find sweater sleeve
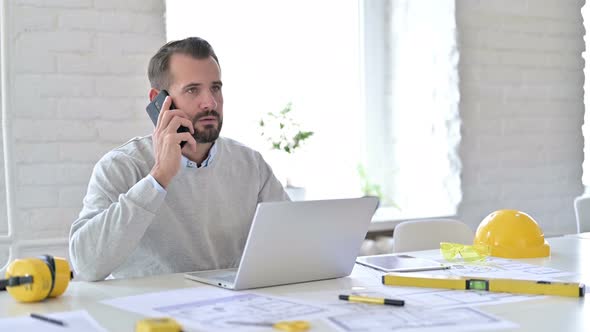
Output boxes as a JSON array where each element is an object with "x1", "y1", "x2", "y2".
[{"x1": 69, "y1": 152, "x2": 166, "y2": 281}]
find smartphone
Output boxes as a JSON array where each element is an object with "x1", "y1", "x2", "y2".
[{"x1": 146, "y1": 90, "x2": 190, "y2": 148}]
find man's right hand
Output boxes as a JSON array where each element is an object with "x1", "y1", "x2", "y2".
[{"x1": 150, "y1": 96, "x2": 197, "y2": 188}]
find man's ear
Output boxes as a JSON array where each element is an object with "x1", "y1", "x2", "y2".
[{"x1": 148, "y1": 88, "x2": 160, "y2": 102}]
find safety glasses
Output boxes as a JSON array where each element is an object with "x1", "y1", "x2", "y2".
[{"x1": 440, "y1": 242, "x2": 491, "y2": 262}]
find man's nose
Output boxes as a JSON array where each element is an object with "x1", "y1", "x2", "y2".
[{"x1": 200, "y1": 91, "x2": 217, "y2": 110}]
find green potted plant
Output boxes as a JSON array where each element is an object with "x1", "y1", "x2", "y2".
[
  {"x1": 357, "y1": 163, "x2": 398, "y2": 209},
  {"x1": 259, "y1": 102, "x2": 313, "y2": 200}
]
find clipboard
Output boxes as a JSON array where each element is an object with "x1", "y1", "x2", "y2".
[{"x1": 356, "y1": 254, "x2": 450, "y2": 273}]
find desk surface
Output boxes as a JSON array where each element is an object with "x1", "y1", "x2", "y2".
[
  {"x1": 567, "y1": 232, "x2": 590, "y2": 240},
  {"x1": 1, "y1": 236, "x2": 589, "y2": 331}
]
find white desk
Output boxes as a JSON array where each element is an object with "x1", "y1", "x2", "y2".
[
  {"x1": 1, "y1": 236, "x2": 589, "y2": 331},
  {"x1": 566, "y1": 232, "x2": 590, "y2": 240}
]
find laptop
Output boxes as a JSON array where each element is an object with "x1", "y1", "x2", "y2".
[{"x1": 184, "y1": 197, "x2": 379, "y2": 290}]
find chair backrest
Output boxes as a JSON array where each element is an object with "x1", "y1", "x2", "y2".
[
  {"x1": 574, "y1": 196, "x2": 590, "y2": 233},
  {"x1": 392, "y1": 218, "x2": 474, "y2": 253}
]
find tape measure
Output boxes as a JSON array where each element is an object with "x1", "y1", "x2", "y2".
[
  {"x1": 0, "y1": 255, "x2": 73, "y2": 303},
  {"x1": 136, "y1": 318, "x2": 183, "y2": 332}
]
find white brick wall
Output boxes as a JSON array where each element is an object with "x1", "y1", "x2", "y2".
[
  {"x1": 2, "y1": 0, "x2": 165, "y2": 261},
  {"x1": 456, "y1": 0, "x2": 585, "y2": 235}
]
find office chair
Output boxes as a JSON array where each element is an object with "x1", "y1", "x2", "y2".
[
  {"x1": 574, "y1": 196, "x2": 590, "y2": 233},
  {"x1": 392, "y1": 218, "x2": 474, "y2": 253}
]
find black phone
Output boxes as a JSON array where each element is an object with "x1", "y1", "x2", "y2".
[{"x1": 146, "y1": 90, "x2": 190, "y2": 148}]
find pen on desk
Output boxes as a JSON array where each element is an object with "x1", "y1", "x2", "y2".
[
  {"x1": 338, "y1": 294, "x2": 405, "y2": 306},
  {"x1": 30, "y1": 313, "x2": 67, "y2": 327}
]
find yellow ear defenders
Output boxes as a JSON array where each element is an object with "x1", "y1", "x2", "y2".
[{"x1": 0, "y1": 255, "x2": 73, "y2": 303}]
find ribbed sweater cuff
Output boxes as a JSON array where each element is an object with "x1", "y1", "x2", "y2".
[{"x1": 127, "y1": 176, "x2": 166, "y2": 214}]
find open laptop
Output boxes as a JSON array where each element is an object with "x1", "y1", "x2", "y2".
[{"x1": 184, "y1": 197, "x2": 379, "y2": 290}]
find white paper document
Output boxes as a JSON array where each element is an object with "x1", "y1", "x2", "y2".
[
  {"x1": 353, "y1": 256, "x2": 577, "y2": 288},
  {"x1": 439, "y1": 257, "x2": 576, "y2": 280},
  {"x1": 0, "y1": 310, "x2": 106, "y2": 332},
  {"x1": 326, "y1": 306, "x2": 517, "y2": 332},
  {"x1": 102, "y1": 287, "x2": 341, "y2": 331},
  {"x1": 102, "y1": 259, "x2": 577, "y2": 332},
  {"x1": 289, "y1": 287, "x2": 519, "y2": 332},
  {"x1": 349, "y1": 262, "x2": 544, "y2": 309}
]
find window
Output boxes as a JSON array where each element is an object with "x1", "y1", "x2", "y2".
[
  {"x1": 362, "y1": 0, "x2": 460, "y2": 219},
  {"x1": 167, "y1": 0, "x2": 460, "y2": 220},
  {"x1": 167, "y1": 0, "x2": 363, "y2": 200}
]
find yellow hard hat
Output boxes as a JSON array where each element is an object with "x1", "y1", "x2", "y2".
[{"x1": 473, "y1": 209, "x2": 550, "y2": 258}]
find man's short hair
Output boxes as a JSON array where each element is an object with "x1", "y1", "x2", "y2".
[{"x1": 148, "y1": 37, "x2": 220, "y2": 90}]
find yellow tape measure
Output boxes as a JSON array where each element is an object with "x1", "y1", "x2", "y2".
[{"x1": 135, "y1": 318, "x2": 183, "y2": 332}]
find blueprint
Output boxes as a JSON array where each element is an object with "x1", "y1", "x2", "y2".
[
  {"x1": 291, "y1": 284, "x2": 526, "y2": 332},
  {"x1": 352, "y1": 256, "x2": 577, "y2": 285},
  {"x1": 104, "y1": 286, "x2": 517, "y2": 332},
  {"x1": 103, "y1": 288, "x2": 340, "y2": 331},
  {"x1": 154, "y1": 293, "x2": 328, "y2": 330},
  {"x1": 326, "y1": 306, "x2": 516, "y2": 332},
  {"x1": 441, "y1": 256, "x2": 576, "y2": 280},
  {"x1": 102, "y1": 259, "x2": 577, "y2": 331},
  {"x1": 347, "y1": 261, "x2": 548, "y2": 309}
]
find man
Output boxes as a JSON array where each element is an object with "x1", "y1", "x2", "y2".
[{"x1": 69, "y1": 37, "x2": 288, "y2": 281}]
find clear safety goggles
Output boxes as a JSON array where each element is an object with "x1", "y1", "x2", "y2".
[{"x1": 440, "y1": 242, "x2": 491, "y2": 262}]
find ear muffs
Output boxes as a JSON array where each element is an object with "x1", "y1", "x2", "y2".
[{"x1": 0, "y1": 255, "x2": 73, "y2": 303}]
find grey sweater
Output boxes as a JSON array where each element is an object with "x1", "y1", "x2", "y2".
[{"x1": 69, "y1": 136, "x2": 288, "y2": 281}]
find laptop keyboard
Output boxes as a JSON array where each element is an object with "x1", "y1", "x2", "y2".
[{"x1": 215, "y1": 272, "x2": 237, "y2": 283}]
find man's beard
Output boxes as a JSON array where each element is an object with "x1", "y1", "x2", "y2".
[{"x1": 193, "y1": 110, "x2": 222, "y2": 143}]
